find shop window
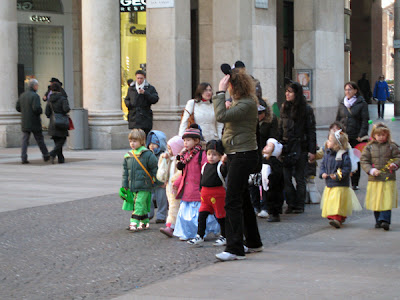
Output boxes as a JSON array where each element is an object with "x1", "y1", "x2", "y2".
[
  {"x1": 18, "y1": 24, "x2": 64, "y2": 127},
  {"x1": 120, "y1": 11, "x2": 147, "y2": 119},
  {"x1": 17, "y1": 0, "x2": 64, "y2": 14}
]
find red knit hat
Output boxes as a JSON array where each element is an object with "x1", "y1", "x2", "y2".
[{"x1": 182, "y1": 124, "x2": 201, "y2": 140}]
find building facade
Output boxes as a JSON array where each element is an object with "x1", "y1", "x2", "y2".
[{"x1": 0, "y1": 0, "x2": 385, "y2": 149}]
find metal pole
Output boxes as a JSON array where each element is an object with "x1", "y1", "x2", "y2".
[{"x1": 395, "y1": 0, "x2": 400, "y2": 116}]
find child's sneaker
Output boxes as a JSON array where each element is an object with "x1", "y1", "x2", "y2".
[
  {"x1": 213, "y1": 236, "x2": 226, "y2": 246},
  {"x1": 139, "y1": 222, "x2": 150, "y2": 230},
  {"x1": 257, "y1": 210, "x2": 269, "y2": 218},
  {"x1": 129, "y1": 223, "x2": 138, "y2": 232},
  {"x1": 187, "y1": 234, "x2": 204, "y2": 245}
]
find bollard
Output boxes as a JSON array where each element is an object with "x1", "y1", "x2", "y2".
[{"x1": 67, "y1": 108, "x2": 89, "y2": 150}]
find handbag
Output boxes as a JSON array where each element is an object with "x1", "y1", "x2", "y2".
[
  {"x1": 50, "y1": 102, "x2": 69, "y2": 130},
  {"x1": 68, "y1": 117, "x2": 74, "y2": 130},
  {"x1": 180, "y1": 101, "x2": 195, "y2": 129}
]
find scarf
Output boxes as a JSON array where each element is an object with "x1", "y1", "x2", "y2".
[
  {"x1": 344, "y1": 96, "x2": 357, "y2": 108},
  {"x1": 135, "y1": 80, "x2": 146, "y2": 93},
  {"x1": 179, "y1": 144, "x2": 202, "y2": 165}
]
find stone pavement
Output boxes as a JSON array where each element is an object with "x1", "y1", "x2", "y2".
[
  {"x1": 0, "y1": 103, "x2": 400, "y2": 299},
  {"x1": 114, "y1": 209, "x2": 400, "y2": 300}
]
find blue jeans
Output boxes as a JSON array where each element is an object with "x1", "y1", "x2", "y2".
[
  {"x1": 149, "y1": 187, "x2": 168, "y2": 220},
  {"x1": 374, "y1": 210, "x2": 391, "y2": 224}
]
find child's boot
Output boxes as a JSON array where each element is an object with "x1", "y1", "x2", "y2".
[
  {"x1": 329, "y1": 219, "x2": 341, "y2": 229},
  {"x1": 160, "y1": 226, "x2": 174, "y2": 237},
  {"x1": 381, "y1": 221, "x2": 390, "y2": 231}
]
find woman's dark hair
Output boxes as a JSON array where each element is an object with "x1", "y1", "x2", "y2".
[
  {"x1": 194, "y1": 82, "x2": 212, "y2": 102},
  {"x1": 344, "y1": 81, "x2": 360, "y2": 97},
  {"x1": 281, "y1": 81, "x2": 306, "y2": 120},
  {"x1": 50, "y1": 82, "x2": 61, "y2": 92}
]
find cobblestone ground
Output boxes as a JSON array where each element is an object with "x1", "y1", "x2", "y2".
[
  {"x1": 1, "y1": 106, "x2": 397, "y2": 300},
  {"x1": 0, "y1": 187, "x2": 370, "y2": 300}
]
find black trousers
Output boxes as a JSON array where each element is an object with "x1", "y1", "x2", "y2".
[
  {"x1": 21, "y1": 131, "x2": 49, "y2": 162},
  {"x1": 349, "y1": 138, "x2": 361, "y2": 187},
  {"x1": 50, "y1": 136, "x2": 66, "y2": 162},
  {"x1": 198, "y1": 211, "x2": 225, "y2": 238},
  {"x1": 377, "y1": 101, "x2": 385, "y2": 118},
  {"x1": 264, "y1": 189, "x2": 284, "y2": 216},
  {"x1": 224, "y1": 150, "x2": 262, "y2": 256},
  {"x1": 282, "y1": 152, "x2": 307, "y2": 210}
]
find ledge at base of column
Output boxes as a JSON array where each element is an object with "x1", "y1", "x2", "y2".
[
  {"x1": 0, "y1": 124, "x2": 22, "y2": 147},
  {"x1": 88, "y1": 110, "x2": 129, "y2": 149}
]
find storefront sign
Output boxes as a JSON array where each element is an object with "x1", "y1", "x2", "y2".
[
  {"x1": 30, "y1": 15, "x2": 51, "y2": 23},
  {"x1": 296, "y1": 69, "x2": 313, "y2": 102},
  {"x1": 120, "y1": 0, "x2": 146, "y2": 12},
  {"x1": 17, "y1": 1, "x2": 33, "y2": 11},
  {"x1": 147, "y1": 0, "x2": 174, "y2": 8},
  {"x1": 129, "y1": 25, "x2": 146, "y2": 36},
  {"x1": 255, "y1": 0, "x2": 268, "y2": 9}
]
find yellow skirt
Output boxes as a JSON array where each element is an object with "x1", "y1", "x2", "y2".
[
  {"x1": 320, "y1": 186, "x2": 362, "y2": 218},
  {"x1": 365, "y1": 181, "x2": 398, "y2": 211}
]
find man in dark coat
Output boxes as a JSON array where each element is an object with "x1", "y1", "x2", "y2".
[
  {"x1": 357, "y1": 73, "x2": 372, "y2": 104},
  {"x1": 124, "y1": 70, "x2": 159, "y2": 135},
  {"x1": 16, "y1": 79, "x2": 50, "y2": 164},
  {"x1": 43, "y1": 77, "x2": 68, "y2": 102}
]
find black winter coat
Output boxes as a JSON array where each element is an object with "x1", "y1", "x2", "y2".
[
  {"x1": 45, "y1": 93, "x2": 70, "y2": 137},
  {"x1": 336, "y1": 96, "x2": 369, "y2": 140},
  {"x1": 16, "y1": 88, "x2": 43, "y2": 132},
  {"x1": 259, "y1": 114, "x2": 278, "y2": 150},
  {"x1": 279, "y1": 103, "x2": 316, "y2": 154},
  {"x1": 124, "y1": 82, "x2": 159, "y2": 130}
]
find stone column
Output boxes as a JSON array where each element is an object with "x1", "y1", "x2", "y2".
[
  {"x1": 211, "y1": 1, "x2": 277, "y2": 103},
  {"x1": 252, "y1": 1, "x2": 277, "y2": 105},
  {"x1": 212, "y1": 0, "x2": 253, "y2": 87},
  {"x1": 199, "y1": 0, "x2": 213, "y2": 83},
  {"x1": 81, "y1": 0, "x2": 127, "y2": 149},
  {"x1": 294, "y1": 0, "x2": 344, "y2": 125},
  {"x1": 0, "y1": 1, "x2": 20, "y2": 147},
  {"x1": 147, "y1": 0, "x2": 191, "y2": 139}
]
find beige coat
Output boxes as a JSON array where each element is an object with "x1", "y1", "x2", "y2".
[{"x1": 360, "y1": 141, "x2": 400, "y2": 182}]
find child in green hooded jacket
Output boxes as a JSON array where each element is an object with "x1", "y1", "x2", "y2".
[{"x1": 121, "y1": 129, "x2": 158, "y2": 231}]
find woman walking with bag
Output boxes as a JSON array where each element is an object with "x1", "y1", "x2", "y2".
[{"x1": 45, "y1": 82, "x2": 70, "y2": 164}]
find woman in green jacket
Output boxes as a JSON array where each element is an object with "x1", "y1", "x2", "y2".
[{"x1": 213, "y1": 67, "x2": 263, "y2": 261}]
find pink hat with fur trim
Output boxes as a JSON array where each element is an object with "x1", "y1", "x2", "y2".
[{"x1": 168, "y1": 135, "x2": 184, "y2": 156}]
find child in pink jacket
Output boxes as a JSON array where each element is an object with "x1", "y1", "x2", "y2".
[{"x1": 173, "y1": 124, "x2": 220, "y2": 240}]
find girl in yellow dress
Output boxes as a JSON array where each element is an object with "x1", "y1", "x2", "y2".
[
  {"x1": 360, "y1": 123, "x2": 400, "y2": 231},
  {"x1": 320, "y1": 130, "x2": 361, "y2": 228}
]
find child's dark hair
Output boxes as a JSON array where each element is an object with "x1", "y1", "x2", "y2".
[
  {"x1": 329, "y1": 121, "x2": 343, "y2": 131},
  {"x1": 206, "y1": 140, "x2": 224, "y2": 156}
]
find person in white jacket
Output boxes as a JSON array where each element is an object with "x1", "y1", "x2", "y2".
[{"x1": 179, "y1": 82, "x2": 223, "y2": 142}]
